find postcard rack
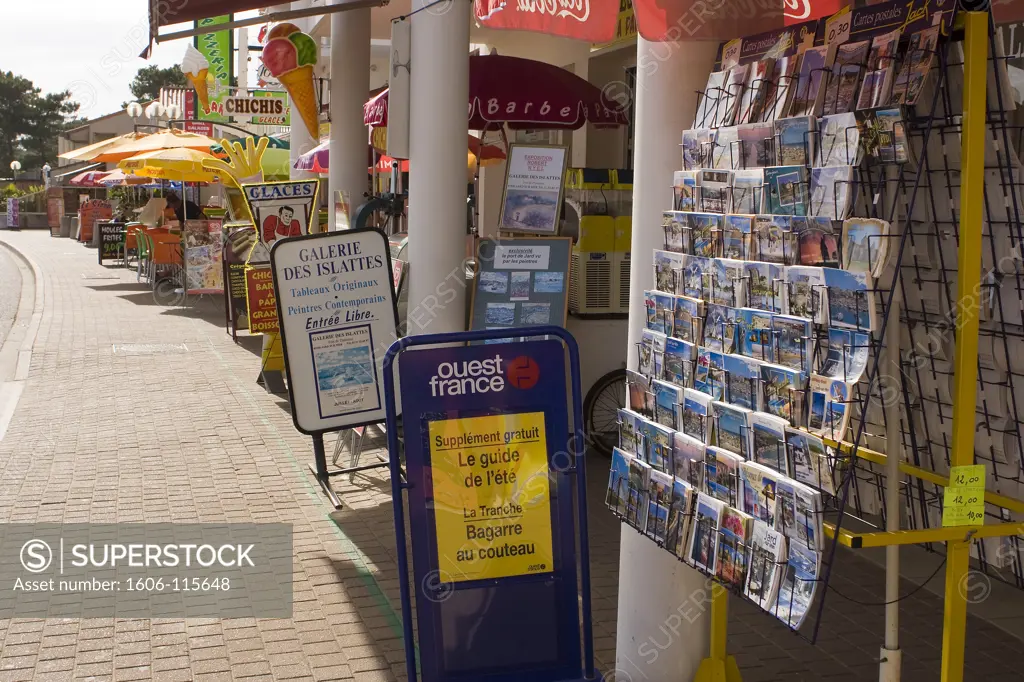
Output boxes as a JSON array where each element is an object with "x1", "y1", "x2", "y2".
[{"x1": 613, "y1": 8, "x2": 1024, "y2": 682}]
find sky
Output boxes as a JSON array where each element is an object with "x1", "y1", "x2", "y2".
[{"x1": 5, "y1": 1, "x2": 259, "y2": 120}]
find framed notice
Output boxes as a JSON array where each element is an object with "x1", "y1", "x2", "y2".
[
  {"x1": 270, "y1": 228, "x2": 399, "y2": 434},
  {"x1": 469, "y1": 237, "x2": 572, "y2": 335},
  {"x1": 498, "y1": 144, "x2": 569, "y2": 235}
]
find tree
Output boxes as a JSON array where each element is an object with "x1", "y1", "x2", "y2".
[
  {"x1": 128, "y1": 65, "x2": 188, "y2": 103},
  {"x1": 0, "y1": 71, "x2": 80, "y2": 170}
]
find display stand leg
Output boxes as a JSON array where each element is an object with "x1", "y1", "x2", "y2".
[
  {"x1": 258, "y1": 333, "x2": 287, "y2": 394},
  {"x1": 939, "y1": 11, "x2": 988, "y2": 682},
  {"x1": 309, "y1": 433, "x2": 342, "y2": 510},
  {"x1": 693, "y1": 586, "x2": 741, "y2": 682}
]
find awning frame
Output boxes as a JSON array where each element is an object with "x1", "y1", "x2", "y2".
[{"x1": 150, "y1": 0, "x2": 386, "y2": 44}]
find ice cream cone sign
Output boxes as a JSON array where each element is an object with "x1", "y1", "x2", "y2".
[
  {"x1": 261, "y1": 23, "x2": 319, "y2": 137},
  {"x1": 181, "y1": 44, "x2": 212, "y2": 114}
]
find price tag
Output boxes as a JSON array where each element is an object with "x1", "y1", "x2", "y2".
[
  {"x1": 721, "y1": 38, "x2": 742, "y2": 70},
  {"x1": 825, "y1": 6, "x2": 851, "y2": 46},
  {"x1": 942, "y1": 464, "x2": 986, "y2": 527}
]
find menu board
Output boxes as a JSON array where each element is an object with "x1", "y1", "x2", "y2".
[
  {"x1": 46, "y1": 189, "x2": 64, "y2": 236},
  {"x1": 224, "y1": 224, "x2": 256, "y2": 333},
  {"x1": 245, "y1": 266, "x2": 279, "y2": 334},
  {"x1": 469, "y1": 237, "x2": 572, "y2": 337},
  {"x1": 183, "y1": 220, "x2": 225, "y2": 294},
  {"x1": 78, "y1": 199, "x2": 112, "y2": 243},
  {"x1": 97, "y1": 222, "x2": 125, "y2": 263}
]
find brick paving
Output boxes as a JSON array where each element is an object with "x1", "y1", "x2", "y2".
[
  {"x1": 0, "y1": 247, "x2": 20, "y2": 347},
  {"x1": 0, "y1": 230, "x2": 1022, "y2": 681}
]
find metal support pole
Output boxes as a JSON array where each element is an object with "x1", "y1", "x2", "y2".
[
  {"x1": 309, "y1": 433, "x2": 342, "y2": 509},
  {"x1": 940, "y1": 11, "x2": 988, "y2": 682},
  {"x1": 881, "y1": 280, "x2": 903, "y2": 682}
]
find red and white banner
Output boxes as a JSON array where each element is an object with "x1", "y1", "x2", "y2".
[
  {"x1": 476, "y1": 0, "x2": 845, "y2": 43},
  {"x1": 475, "y1": 0, "x2": 620, "y2": 43}
]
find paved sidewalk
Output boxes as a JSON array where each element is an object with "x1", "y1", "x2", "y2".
[
  {"x1": 0, "y1": 231, "x2": 1023, "y2": 682},
  {"x1": 0, "y1": 248, "x2": 20, "y2": 347}
]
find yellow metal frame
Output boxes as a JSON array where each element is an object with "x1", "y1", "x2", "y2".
[{"x1": 692, "y1": 14, "x2": 1014, "y2": 682}]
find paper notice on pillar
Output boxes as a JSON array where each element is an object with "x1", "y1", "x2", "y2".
[
  {"x1": 270, "y1": 228, "x2": 399, "y2": 434},
  {"x1": 243, "y1": 179, "x2": 321, "y2": 248},
  {"x1": 498, "y1": 144, "x2": 568, "y2": 235}
]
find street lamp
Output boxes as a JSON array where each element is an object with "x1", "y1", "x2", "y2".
[
  {"x1": 42, "y1": 163, "x2": 51, "y2": 188},
  {"x1": 125, "y1": 102, "x2": 143, "y2": 119},
  {"x1": 9, "y1": 160, "x2": 21, "y2": 181},
  {"x1": 145, "y1": 102, "x2": 166, "y2": 121},
  {"x1": 165, "y1": 103, "x2": 182, "y2": 120}
]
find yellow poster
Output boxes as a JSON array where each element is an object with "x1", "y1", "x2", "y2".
[{"x1": 428, "y1": 412, "x2": 554, "y2": 583}]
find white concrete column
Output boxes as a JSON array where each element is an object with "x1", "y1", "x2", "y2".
[
  {"x1": 328, "y1": 5, "x2": 371, "y2": 228},
  {"x1": 615, "y1": 37, "x2": 719, "y2": 682},
  {"x1": 405, "y1": 0, "x2": 470, "y2": 335},
  {"x1": 289, "y1": 0, "x2": 316, "y2": 180}
]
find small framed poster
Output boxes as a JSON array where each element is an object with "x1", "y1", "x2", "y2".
[
  {"x1": 469, "y1": 236, "x2": 572, "y2": 337},
  {"x1": 498, "y1": 144, "x2": 569, "y2": 235}
]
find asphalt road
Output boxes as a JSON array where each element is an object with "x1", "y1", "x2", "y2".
[{"x1": 0, "y1": 248, "x2": 21, "y2": 348}]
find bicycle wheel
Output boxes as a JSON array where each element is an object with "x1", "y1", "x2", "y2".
[{"x1": 583, "y1": 368, "x2": 627, "y2": 458}]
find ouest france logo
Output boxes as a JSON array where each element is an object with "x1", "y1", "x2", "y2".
[{"x1": 428, "y1": 354, "x2": 541, "y2": 397}]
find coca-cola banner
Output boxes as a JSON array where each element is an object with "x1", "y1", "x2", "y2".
[{"x1": 475, "y1": 0, "x2": 845, "y2": 43}]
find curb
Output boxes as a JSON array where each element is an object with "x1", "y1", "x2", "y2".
[{"x1": 0, "y1": 237, "x2": 44, "y2": 442}]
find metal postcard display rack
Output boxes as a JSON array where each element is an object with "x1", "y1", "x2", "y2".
[{"x1": 611, "y1": 4, "x2": 1024, "y2": 682}]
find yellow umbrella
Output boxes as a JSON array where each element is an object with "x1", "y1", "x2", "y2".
[
  {"x1": 58, "y1": 132, "x2": 149, "y2": 162},
  {"x1": 112, "y1": 129, "x2": 219, "y2": 157},
  {"x1": 119, "y1": 148, "x2": 222, "y2": 183}
]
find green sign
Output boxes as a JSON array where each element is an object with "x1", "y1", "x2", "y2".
[{"x1": 195, "y1": 15, "x2": 234, "y2": 123}]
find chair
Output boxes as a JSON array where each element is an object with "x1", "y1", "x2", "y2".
[
  {"x1": 124, "y1": 225, "x2": 140, "y2": 270},
  {"x1": 149, "y1": 235, "x2": 183, "y2": 290},
  {"x1": 136, "y1": 232, "x2": 151, "y2": 283}
]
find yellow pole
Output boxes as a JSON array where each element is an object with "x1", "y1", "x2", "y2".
[
  {"x1": 941, "y1": 11, "x2": 988, "y2": 682},
  {"x1": 693, "y1": 584, "x2": 741, "y2": 682}
]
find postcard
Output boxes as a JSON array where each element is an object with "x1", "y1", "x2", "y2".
[
  {"x1": 662, "y1": 211, "x2": 689, "y2": 253},
  {"x1": 744, "y1": 260, "x2": 784, "y2": 312},
  {"x1": 751, "y1": 411, "x2": 790, "y2": 475},
  {"x1": 703, "y1": 304, "x2": 738, "y2": 354},
  {"x1": 718, "y1": 507, "x2": 753, "y2": 588},
  {"x1": 761, "y1": 362, "x2": 807, "y2": 427},
  {"x1": 823, "y1": 267, "x2": 874, "y2": 331},
  {"x1": 775, "y1": 541, "x2": 820, "y2": 630},
  {"x1": 712, "y1": 401, "x2": 752, "y2": 458},
  {"x1": 689, "y1": 493, "x2": 725, "y2": 573},
  {"x1": 654, "y1": 249, "x2": 685, "y2": 294},
  {"x1": 772, "y1": 314, "x2": 814, "y2": 374},
  {"x1": 667, "y1": 478, "x2": 694, "y2": 558},
  {"x1": 673, "y1": 430, "x2": 706, "y2": 489},
  {"x1": 765, "y1": 166, "x2": 808, "y2": 216},
  {"x1": 740, "y1": 461, "x2": 780, "y2": 527},
  {"x1": 682, "y1": 388, "x2": 713, "y2": 443},
  {"x1": 673, "y1": 170, "x2": 699, "y2": 212},
  {"x1": 673, "y1": 294, "x2": 704, "y2": 343},
  {"x1": 724, "y1": 352, "x2": 762, "y2": 410},
  {"x1": 746, "y1": 519, "x2": 788, "y2": 611},
  {"x1": 774, "y1": 115, "x2": 815, "y2": 167},
  {"x1": 816, "y1": 112, "x2": 860, "y2": 167},
  {"x1": 819, "y1": 327, "x2": 869, "y2": 383},
  {"x1": 795, "y1": 215, "x2": 841, "y2": 267},
  {"x1": 722, "y1": 214, "x2": 754, "y2": 260},
  {"x1": 784, "y1": 266, "x2": 827, "y2": 325},
  {"x1": 618, "y1": 408, "x2": 642, "y2": 456},
  {"x1": 607, "y1": 447, "x2": 633, "y2": 516}
]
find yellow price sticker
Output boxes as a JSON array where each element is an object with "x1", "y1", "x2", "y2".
[
  {"x1": 942, "y1": 464, "x2": 986, "y2": 527},
  {"x1": 428, "y1": 412, "x2": 554, "y2": 583},
  {"x1": 825, "y1": 6, "x2": 852, "y2": 46}
]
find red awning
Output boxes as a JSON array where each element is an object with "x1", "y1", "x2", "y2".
[
  {"x1": 364, "y1": 54, "x2": 628, "y2": 130},
  {"x1": 475, "y1": 0, "x2": 846, "y2": 43}
]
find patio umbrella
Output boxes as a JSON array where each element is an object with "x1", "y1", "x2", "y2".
[
  {"x1": 119, "y1": 148, "x2": 222, "y2": 183},
  {"x1": 69, "y1": 170, "x2": 112, "y2": 187},
  {"x1": 298, "y1": 134, "x2": 506, "y2": 173},
  {"x1": 363, "y1": 54, "x2": 629, "y2": 131},
  {"x1": 99, "y1": 169, "x2": 150, "y2": 187},
  {"x1": 111, "y1": 129, "x2": 220, "y2": 158},
  {"x1": 58, "y1": 132, "x2": 149, "y2": 163}
]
